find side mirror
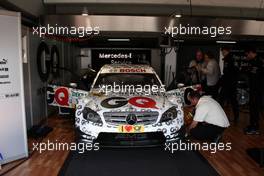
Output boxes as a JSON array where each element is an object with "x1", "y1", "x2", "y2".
[{"x1": 69, "y1": 82, "x2": 77, "y2": 88}]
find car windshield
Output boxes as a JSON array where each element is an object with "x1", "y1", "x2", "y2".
[{"x1": 93, "y1": 73, "x2": 161, "y2": 88}]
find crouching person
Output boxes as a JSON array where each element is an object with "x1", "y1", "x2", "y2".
[{"x1": 187, "y1": 90, "x2": 230, "y2": 141}]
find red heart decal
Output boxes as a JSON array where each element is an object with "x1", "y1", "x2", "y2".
[{"x1": 125, "y1": 125, "x2": 133, "y2": 132}]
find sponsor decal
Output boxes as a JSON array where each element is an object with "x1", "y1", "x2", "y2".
[
  {"x1": 100, "y1": 96, "x2": 158, "y2": 109},
  {"x1": 118, "y1": 125, "x2": 144, "y2": 133},
  {"x1": 47, "y1": 85, "x2": 88, "y2": 108},
  {"x1": 119, "y1": 68, "x2": 146, "y2": 73},
  {"x1": 54, "y1": 87, "x2": 69, "y2": 106},
  {"x1": 101, "y1": 97, "x2": 127, "y2": 109},
  {"x1": 128, "y1": 97, "x2": 158, "y2": 109},
  {"x1": 99, "y1": 53, "x2": 132, "y2": 59}
]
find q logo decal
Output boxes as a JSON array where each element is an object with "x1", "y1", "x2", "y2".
[
  {"x1": 54, "y1": 87, "x2": 69, "y2": 106},
  {"x1": 101, "y1": 97, "x2": 158, "y2": 109},
  {"x1": 100, "y1": 97, "x2": 127, "y2": 109}
]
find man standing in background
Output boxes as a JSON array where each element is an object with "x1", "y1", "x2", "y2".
[
  {"x1": 189, "y1": 49, "x2": 207, "y2": 84},
  {"x1": 219, "y1": 46, "x2": 240, "y2": 123},
  {"x1": 243, "y1": 47, "x2": 263, "y2": 135},
  {"x1": 199, "y1": 52, "x2": 221, "y2": 99}
]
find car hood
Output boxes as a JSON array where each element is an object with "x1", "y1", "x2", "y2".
[{"x1": 83, "y1": 90, "x2": 176, "y2": 113}]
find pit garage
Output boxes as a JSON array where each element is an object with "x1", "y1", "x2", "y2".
[{"x1": 0, "y1": 1, "x2": 264, "y2": 176}]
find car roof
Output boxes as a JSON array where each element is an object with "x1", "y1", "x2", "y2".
[{"x1": 99, "y1": 64, "x2": 155, "y2": 74}]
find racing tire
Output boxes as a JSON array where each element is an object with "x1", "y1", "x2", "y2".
[
  {"x1": 50, "y1": 45, "x2": 60, "y2": 78},
  {"x1": 37, "y1": 42, "x2": 50, "y2": 82}
]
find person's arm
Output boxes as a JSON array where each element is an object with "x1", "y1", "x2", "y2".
[
  {"x1": 187, "y1": 103, "x2": 208, "y2": 132},
  {"x1": 189, "y1": 60, "x2": 196, "y2": 68},
  {"x1": 187, "y1": 120, "x2": 199, "y2": 132},
  {"x1": 201, "y1": 61, "x2": 214, "y2": 75}
]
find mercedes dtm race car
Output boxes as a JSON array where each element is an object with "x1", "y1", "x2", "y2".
[
  {"x1": 72, "y1": 64, "x2": 201, "y2": 146},
  {"x1": 47, "y1": 64, "x2": 201, "y2": 146}
]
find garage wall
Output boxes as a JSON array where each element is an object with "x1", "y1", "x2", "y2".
[
  {"x1": 22, "y1": 28, "x2": 46, "y2": 128},
  {"x1": 7, "y1": 0, "x2": 45, "y2": 16},
  {"x1": 76, "y1": 48, "x2": 162, "y2": 78},
  {"x1": 164, "y1": 48, "x2": 177, "y2": 87},
  {"x1": 71, "y1": 45, "x2": 81, "y2": 79},
  {"x1": 22, "y1": 26, "x2": 79, "y2": 129},
  {"x1": 151, "y1": 49, "x2": 161, "y2": 77},
  {"x1": 22, "y1": 27, "x2": 32, "y2": 129}
]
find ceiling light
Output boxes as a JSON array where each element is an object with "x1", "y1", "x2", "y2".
[
  {"x1": 216, "y1": 40, "x2": 236, "y2": 44},
  {"x1": 174, "y1": 40, "x2": 184, "y2": 42},
  {"x1": 107, "y1": 38, "x2": 130, "y2": 42},
  {"x1": 82, "y1": 7, "x2": 88, "y2": 16},
  {"x1": 175, "y1": 14, "x2": 182, "y2": 18}
]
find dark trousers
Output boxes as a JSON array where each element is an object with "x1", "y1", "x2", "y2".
[
  {"x1": 249, "y1": 89, "x2": 261, "y2": 128},
  {"x1": 190, "y1": 123, "x2": 225, "y2": 141},
  {"x1": 219, "y1": 85, "x2": 239, "y2": 122},
  {"x1": 205, "y1": 85, "x2": 218, "y2": 99}
]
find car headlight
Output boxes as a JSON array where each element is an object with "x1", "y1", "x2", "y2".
[
  {"x1": 160, "y1": 107, "x2": 177, "y2": 122},
  {"x1": 82, "y1": 107, "x2": 102, "y2": 123}
]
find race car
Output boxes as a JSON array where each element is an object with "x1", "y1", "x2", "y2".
[{"x1": 71, "y1": 64, "x2": 201, "y2": 146}]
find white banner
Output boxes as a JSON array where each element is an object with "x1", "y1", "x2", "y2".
[{"x1": 0, "y1": 11, "x2": 28, "y2": 164}]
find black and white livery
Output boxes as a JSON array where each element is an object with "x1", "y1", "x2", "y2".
[{"x1": 74, "y1": 64, "x2": 200, "y2": 146}]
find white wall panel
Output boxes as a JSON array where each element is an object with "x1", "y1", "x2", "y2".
[{"x1": 0, "y1": 10, "x2": 28, "y2": 164}]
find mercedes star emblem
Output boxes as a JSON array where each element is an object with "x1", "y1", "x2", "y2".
[{"x1": 126, "y1": 114, "x2": 137, "y2": 125}]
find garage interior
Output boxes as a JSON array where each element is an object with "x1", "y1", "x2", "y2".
[{"x1": 0, "y1": 0, "x2": 264, "y2": 176}]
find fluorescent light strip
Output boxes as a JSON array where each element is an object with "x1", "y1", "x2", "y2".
[
  {"x1": 216, "y1": 40, "x2": 236, "y2": 44},
  {"x1": 107, "y1": 38, "x2": 130, "y2": 42},
  {"x1": 175, "y1": 14, "x2": 182, "y2": 18},
  {"x1": 174, "y1": 40, "x2": 184, "y2": 42}
]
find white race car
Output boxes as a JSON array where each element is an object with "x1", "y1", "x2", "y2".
[{"x1": 73, "y1": 64, "x2": 200, "y2": 146}]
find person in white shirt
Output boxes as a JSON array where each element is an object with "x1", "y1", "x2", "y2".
[
  {"x1": 187, "y1": 90, "x2": 230, "y2": 141},
  {"x1": 198, "y1": 52, "x2": 221, "y2": 99}
]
